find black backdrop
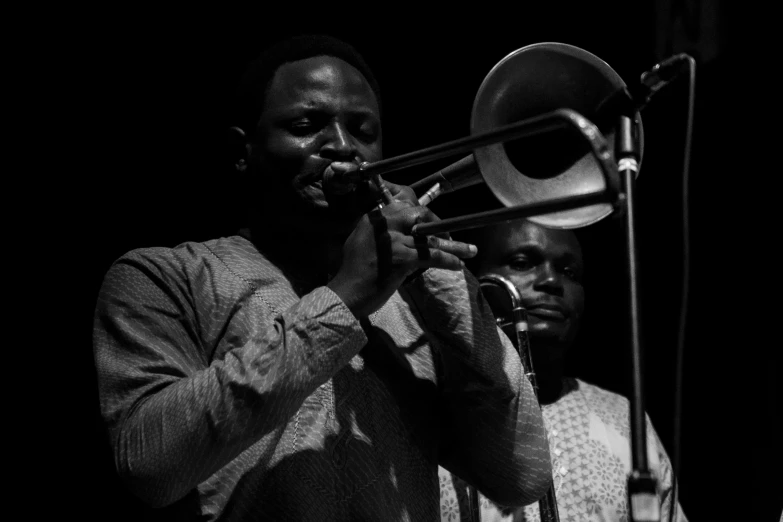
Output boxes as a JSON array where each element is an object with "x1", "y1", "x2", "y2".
[{"x1": 54, "y1": 2, "x2": 780, "y2": 521}]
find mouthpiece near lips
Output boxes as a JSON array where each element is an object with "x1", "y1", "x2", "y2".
[{"x1": 323, "y1": 162, "x2": 363, "y2": 196}]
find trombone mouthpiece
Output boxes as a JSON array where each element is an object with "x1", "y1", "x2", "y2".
[{"x1": 359, "y1": 161, "x2": 395, "y2": 205}]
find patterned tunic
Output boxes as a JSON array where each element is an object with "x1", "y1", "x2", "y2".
[
  {"x1": 93, "y1": 235, "x2": 551, "y2": 521},
  {"x1": 439, "y1": 378, "x2": 687, "y2": 522}
]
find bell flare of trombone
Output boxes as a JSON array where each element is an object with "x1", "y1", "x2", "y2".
[
  {"x1": 363, "y1": 42, "x2": 644, "y2": 231},
  {"x1": 471, "y1": 42, "x2": 643, "y2": 229}
]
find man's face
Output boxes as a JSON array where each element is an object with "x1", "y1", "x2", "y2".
[
  {"x1": 475, "y1": 220, "x2": 585, "y2": 351},
  {"x1": 249, "y1": 55, "x2": 382, "y2": 222}
]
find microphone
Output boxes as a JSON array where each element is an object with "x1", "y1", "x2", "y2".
[
  {"x1": 594, "y1": 53, "x2": 692, "y2": 127},
  {"x1": 635, "y1": 53, "x2": 692, "y2": 108}
]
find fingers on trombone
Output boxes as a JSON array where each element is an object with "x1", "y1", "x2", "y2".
[
  {"x1": 429, "y1": 236, "x2": 477, "y2": 259},
  {"x1": 404, "y1": 234, "x2": 477, "y2": 258},
  {"x1": 407, "y1": 206, "x2": 453, "y2": 240},
  {"x1": 394, "y1": 184, "x2": 418, "y2": 205},
  {"x1": 415, "y1": 248, "x2": 463, "y2": 271},
  {"x1": 407, "y1": 235, "x2": 476, "y2": 271},
  {"x1": 378, "y1": 180, "x2": 418, "y2": 207}
]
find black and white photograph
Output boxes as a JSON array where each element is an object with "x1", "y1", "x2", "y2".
[{"x1": 39, "y1": 2, "x2": 779, "y2": 521}]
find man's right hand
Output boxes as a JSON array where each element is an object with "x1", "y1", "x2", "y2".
[{"x1": 327, "y1": 181, "x2": 478, "y2": 319}]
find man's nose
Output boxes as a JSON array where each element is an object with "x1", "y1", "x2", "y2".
[
  {"x1": 533, "y1": 263, "x2": 564, "y2": 295},
  {"x1": 321, "y1": 122, "x2": 356, "y2": 160}
]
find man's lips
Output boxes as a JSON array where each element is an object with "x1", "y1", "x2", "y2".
[
  {"x1": 527, "y1": 304, "x2": 568, "y2": 321},
  {"x1": 323, "y1": 162, "x2": 362, "y2": 195}
]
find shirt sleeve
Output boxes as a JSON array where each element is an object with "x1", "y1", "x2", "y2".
[
  {"x1": 92, "y1": 251, "x2": 368, "y2": 508},
  {"x1": 404, "y1": 267, "x2": 552, "y2": 508}
]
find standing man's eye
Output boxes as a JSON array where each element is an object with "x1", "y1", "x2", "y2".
[
  {"x1": 352, "y1": 121, "x2": 378, "y2": 142},
  {"x1": 509, "y1": 256, "x2": 533, "y2": 271}
]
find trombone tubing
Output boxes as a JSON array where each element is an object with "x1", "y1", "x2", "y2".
[
  {"x1": 411, "y1": 190, "x2": 613, "y2": 236},
  {"x1": 359, "y1": 108, "x2": 614, "y2": 180}
]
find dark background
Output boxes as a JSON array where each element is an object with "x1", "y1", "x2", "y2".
[{"x1": 48, "y1": 1, "x2": 779, "y2": 520}]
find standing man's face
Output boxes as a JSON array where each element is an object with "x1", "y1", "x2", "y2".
[
  {"x1": 474, "y1": 220, "x2": 585, "y2": 366},
  {"x1": 249, "y1": 55, "x2": 382, "y2": 227}
]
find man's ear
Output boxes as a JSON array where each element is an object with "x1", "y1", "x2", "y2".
[{"x1": 228, "y1": 126, "x2": 249, "y2": 172}]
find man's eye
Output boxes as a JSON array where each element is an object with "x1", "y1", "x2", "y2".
[
  {"x1": 288, "y1": 119, "x2": 317, "y2": 135},
  {"x1": 352, "y1": 122, "x2": 378, "y2": 142},
  {"x1": 562, "y1": 266, "x2": 581, "y2": 281},
  {"x1": 286, "y1": 117, "x2": 324, "y2": 136},
  {"x1": 509, "y1": 258, "x2": 533, "y2": 271}
]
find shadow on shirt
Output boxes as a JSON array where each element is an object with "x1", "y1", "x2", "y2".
[{"x1": 87, "y1": 325, "x2": 441, "y2": 521}]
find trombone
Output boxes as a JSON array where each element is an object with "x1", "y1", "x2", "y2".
[
  {"x1": 363, "y1": 107, "x2": 621, "y2": 236},
  {"x1": 358, "y1": 41, "x2": 645, "y2": 235}
]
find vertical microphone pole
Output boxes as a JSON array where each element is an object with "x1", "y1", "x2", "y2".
[{"x1": 618, "y1": 115, "x2": 660, "y2": 522}]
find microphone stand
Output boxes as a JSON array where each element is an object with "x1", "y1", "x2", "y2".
[
  {"x1": 610, "y1": 55, "x2": 693, "y2": 522},
  {"x1": 617, "y1": 115, "x2": 660, "y2": 522}
]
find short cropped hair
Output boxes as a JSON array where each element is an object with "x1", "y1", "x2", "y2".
[{"x1": 234, "y1": 34, "x2": 382, "y2": 136}]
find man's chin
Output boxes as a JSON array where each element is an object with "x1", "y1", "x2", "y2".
[
  {"x1": 528, "y1": 323, "x2": 571, "y2": 348},
  {"x1": 529, "y1": 318, "x2": 568, "y2": 335},
  {"x1": 287, "y1": 193, "x2": 362, "y2": 236},
  {"x1": 324, "y1": 189, "x2": 377, "y2": 218}
]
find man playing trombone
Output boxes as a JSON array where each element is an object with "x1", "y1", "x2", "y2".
[
  {"x1": 439, "y1": 218, "x2": 687, "y2": 522},
  {"x1": 92, "y1": 34, "x2": 552, "y2": 521}
]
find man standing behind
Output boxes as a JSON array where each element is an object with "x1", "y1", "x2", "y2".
[{"x1": 440, "y1": 219, "x2": 686, "y2": 522}]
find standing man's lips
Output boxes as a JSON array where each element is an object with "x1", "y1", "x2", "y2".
[{"x1": 527, "y1": 304, "x2": 567, "y2": 321}]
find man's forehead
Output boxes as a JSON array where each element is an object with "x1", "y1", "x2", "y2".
[
  {"x1": 271, "y1": 56, "x2": 372, "y2": 94},
  {"x1": 500, "y1": 221, "x2": 582, "y2": 257}
]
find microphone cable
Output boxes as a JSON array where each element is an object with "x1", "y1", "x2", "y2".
[{"x1": 668, "y1": 54, "x2": 696, "y2": 522}]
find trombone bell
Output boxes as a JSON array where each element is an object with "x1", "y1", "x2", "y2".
[{"x1": 472, "y1": 42, "x2": 644, "y2": 229}]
